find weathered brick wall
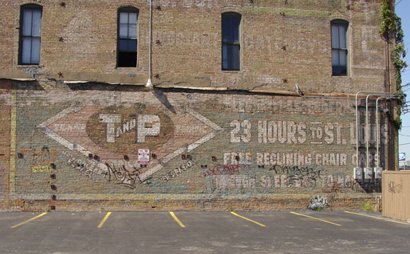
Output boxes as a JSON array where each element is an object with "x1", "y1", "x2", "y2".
[
  {"x1": 0, "y1": 81, "x2": 12, "y2": 202},
  {"x1": 0, "y1": 0, "x2": 394, "y2": 210},
  {"x1": 0, "y1": 0, "x2": 389, "y2": 93},
  {"x1": 2, "y1": 82, "x2": 385, "y2": 211}
]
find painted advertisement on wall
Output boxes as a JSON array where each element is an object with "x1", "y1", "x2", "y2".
[{"x1": 13, "y1": 88, "x2": 386, "y2": 197}]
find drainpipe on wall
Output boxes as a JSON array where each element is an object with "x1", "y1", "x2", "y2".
[
  {"x1": 354, "y1": 91, "x2": 394, "y2": 181},
  {"x1": 354, "y1": 92, "x2": 365, "y2": 181},
  {"x1": 375, "y1": 97, "x2": 383, "y2": 170},
  {"x1": 146, "y1": 0, "x2": 153, "y2": 89},
  {"x1": 365, "y1": 94, "x2": 390, "y2": 180},
  {"x1": 375, "y1": 96, "x2": 384, "y2": 180},
  {"x1": 373, "y1": 95, "x2": 397, "y2": 168},
  {"x1": 355, "y1": 91, "x2": 371, "y2": 181}
]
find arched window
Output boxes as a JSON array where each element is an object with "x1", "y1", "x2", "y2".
[
  {"x1": 331, "y1": 20, "x2": 349, "y2": 76},
  {"x1": 19, "y1": 4, "x2": 43, "y2": 65},
  {"x1": 222, "y1": 12, "x2": 241, "y2": 71},
  {"x1": 117, "y1": 7, "x2": 139, "y2": 67}
]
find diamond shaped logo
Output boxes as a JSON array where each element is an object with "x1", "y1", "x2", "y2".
[{"x1": 38, "y1": 100, "x2": 223, "y2": 185}]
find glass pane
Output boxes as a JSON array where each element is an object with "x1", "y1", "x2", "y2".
[
  {"x1": 129, "y1": 13, "x2": 137, "y2": 24},
  {"x1": 232, "y1": 16, "x2": 240, "y2": 42},
  {"x1": 31, "y1": 38, "x2": 41, "y2": 64},
  {"x1": 226, "y1": 45, "x2": 233, "y2": 69},
  {"x1": 32, "y1": 9, "x2": 42, "y2": 37},
  {"x1": 120, "y1": 12, "x2": 128, "y2": 24},
  {"x1": 231, "y1": 45, "x2": 240, "y2": 69},
  {"x1": 22, "y1": 9, "x2": 32, "y2": 36},
  {"x1": 119, "y1": 39, "x2": 136, "y2": 52},
  {"x1": 339, "y1": 50, "x2": 346, "y2": 66},
  {"x1": 22, "y1": 38, "x2": 32, "y2": 64},
  {"x1": 128, "y1": 24, "x2": 137, "y2": 39},
  {"x1": 331, "y1": 25, "x2": 339, "y2": 48},
  {"x1": 223, "y1": 45, "x2": 240, "y2": 70},
  {"x1": 222, "y1": 33, "x2": 231, "y2": 43},
  {"x1": 230, "y1": 20, "x2": 236, "y2": 42},
  {"x1": 339, "y1": 25, "x2": 347, "y2": 48},
  {"x1": 119, "y1": 39, "x2": 128, "y2": 51},
  {"x1": 127, "y1": 40, "x2": 137, "y2": 52},
  {"x1": 332, "y1": 49, "x2": 339, "y2": 65},
  {"x1": 222, "y1": 21, "x2": 232, "y2": 43},
  {"x1": 118, "y1": 52, "x2": 137, "y2": 67},
  {"x1": 222, "y1": 45, "x2": 228, "y2": 69},
  {"x1": 119, "y1": 24, "x2": 128, "y2": 38},
  {"x1": 222, "y1": 13, "x2": 241, "y2": 43}
]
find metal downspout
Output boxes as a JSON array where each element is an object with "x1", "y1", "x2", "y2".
[{"x1": 146, "y1": 0, "x2": 153, "y2": 88}]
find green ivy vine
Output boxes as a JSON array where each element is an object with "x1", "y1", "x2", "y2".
[{"x1": 380, "y1": 0, "x2": 407, "y2": 129}]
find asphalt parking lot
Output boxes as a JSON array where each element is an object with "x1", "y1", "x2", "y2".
[{"x1": 0, "y1": 210, "x2": 409, "y2": 254}]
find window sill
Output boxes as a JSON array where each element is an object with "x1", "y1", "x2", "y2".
[
  {"x1": 222, "y1": 69, "x2": 241, "y2": 73},
  {"x1": 115, "y1": 65, "x2": 140, "y2": 69},
  {"x1": 331, "y1": 75, "x2": 350, "y2": 78},
  {"x1": 17, "y1": 64, "x2": 42, "y2": 67}
]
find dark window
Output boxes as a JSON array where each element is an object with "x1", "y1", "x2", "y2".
[
  {"x1": 19, "y1": 4, "x2": 42, "y2": 65},
  {"x1": 331, "y1": 20, "x2": 348, "y2": 76},
  {"x1": 117, "y1": 7, "x2": 138, "y2": 67},
  {"x1": 222, "y1": 12, "x2": 241, "y2": 71}
]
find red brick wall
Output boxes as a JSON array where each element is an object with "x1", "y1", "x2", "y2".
[
  {"x1": 0, "y1": 0, "x2": 394, "y2": 210},
  {"x1": 0, "y1": 80, "x2": 12, "y2": 200},
  {"x1": 0, "y1": 0, "x2": 389, "y2": 93},
  {"x1": 4, "y1": 84, "x2": 385, "y2": 210}
]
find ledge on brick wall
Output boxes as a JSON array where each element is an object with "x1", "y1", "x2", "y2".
[
  {"x1": 0, "y1": 70, "x2": 36, "y2": 81},
  {"x1": 4, "y1": 193, "x2": 382, "y2": 212}
]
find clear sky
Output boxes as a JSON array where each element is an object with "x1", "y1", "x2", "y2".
[{"x1": 396, "y1": 0, "x2": 410, "y2": 160}]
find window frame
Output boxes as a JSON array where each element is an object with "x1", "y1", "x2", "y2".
[
  {"x1": 18, "y1": 4, "x2": 43, "y2": 65},
  {"x1": 331, "y1": 19, "x2": 349, "y2": 76},
  {"x1": 221, "y1": 12, "x2": 242, "y2": 71},
  {"x1": 117, "y1": 6, "x2": 139, "y2": 68}
]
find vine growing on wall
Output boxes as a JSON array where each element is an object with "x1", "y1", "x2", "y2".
[{"x1": 380, "y1": 0, "x2": 407, "y2": 128}]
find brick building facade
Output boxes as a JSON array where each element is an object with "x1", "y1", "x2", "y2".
[{"x1": 0, "y1": 0, "x2": 399, "y2": 211}]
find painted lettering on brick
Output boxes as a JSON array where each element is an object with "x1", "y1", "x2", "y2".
[
  {"x1": 86, "y1": 105, "x2": 175, "y2": 153},
  {"x1": 229, "y1": 119, "x2": 387, "y2": 146},
  {"x1": 99, "y1": 114, "x2": 160, "y2": 143}
]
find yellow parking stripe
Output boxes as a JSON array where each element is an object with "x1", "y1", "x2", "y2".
[
  {"x1": 290, "y1": 212, "x2": 342, "y2": 227},
  {"x1": 10, "y1": 212, "x2": 48, "y2": 229},
  {"x1": 230, "y1": 212, "x2": 266, "y2": 227},
  {"x1": 169, "y1": 212, "x2": 186, "y2": 228},
  {"x1": 344, "y1": 211, "x2": 409, "y2": 225},
  {"x1": 98, "y1": 212, "x2": 112, "y2": 228}
]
